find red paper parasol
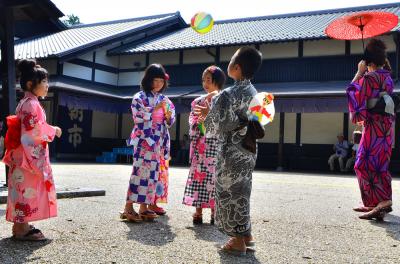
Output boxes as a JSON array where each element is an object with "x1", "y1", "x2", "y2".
[{"x1": 325, "y1": 11, "x2": 398, "y2": 48}]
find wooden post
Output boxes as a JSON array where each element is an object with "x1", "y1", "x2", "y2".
[
  {"x1": 298, "y1": 40, "x2": 304, "y2": 58},
  {"x1": 277, "y1": 112, "x2": 285, "y2": 171},
  {"x1": 345, "y1": 40, "x2": 351, "y2": 56},
  {"x1": 394, "y1": 33, "x2": 400, "y2": 80},
  {"x1": 117, "y1": 112, "x2": 123, "y2": 139},
  {"x1": 0, "y1": 7, "x2": 16, "y2": 187},
  {"x1": 0, "y1": 7, "x2": 16, "y2": 119},
  {"x1": 343, "y1": 113, "x2": 349, "y2": 141},
  {"x1": 296, "y1": 113, "x2": 301, "y2": 146},
  {"x1": 175, "y1": 113, "x2": 181, "y2": 163}
]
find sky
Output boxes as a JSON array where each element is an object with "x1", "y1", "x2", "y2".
[{"x1": 51, "y1": 0, "x2": 399, "y2": 24}]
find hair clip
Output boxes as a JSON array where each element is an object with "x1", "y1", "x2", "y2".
[
  {"x1": 164, "y1": 73, "x2": 170, "y2": 81},
  {"x1": 208, "y1": 66, "x2": 217, "y2": 73}
]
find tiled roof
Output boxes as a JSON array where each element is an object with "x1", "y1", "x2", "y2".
[
  {"x1": 14, "y1": 12, "x2": 183, "y2": 59},
  {"x1": 114, "y1": 3, "x2": 400, "y2": 54}
]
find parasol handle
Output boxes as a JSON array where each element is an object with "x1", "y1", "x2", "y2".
[{"x1": 358, "y1": 16, "x2": 365, "y2": 50}]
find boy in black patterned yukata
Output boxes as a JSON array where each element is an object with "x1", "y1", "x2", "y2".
[{"x1": 195, "y1": 47, "x2": 262, "y2": 256}]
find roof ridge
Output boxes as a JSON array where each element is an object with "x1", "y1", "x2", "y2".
[
  {"x1": 70, "y1": 12, "x2": 180, "y2": 28},
  {"x1": 215, "y1": 2, "x2": 400, "y2": 24}
]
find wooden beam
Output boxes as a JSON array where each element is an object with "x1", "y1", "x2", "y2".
[
  {"x1": 0, "y1": 0, "x2": 32, "y2": 8},
  {"x1": 91, "y1": 52, "x2": 96, "y2": 82}
]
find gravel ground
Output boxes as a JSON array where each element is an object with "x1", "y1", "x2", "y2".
[{"x1": 0, "y1": 163, "x2": 399, "y2": 264}]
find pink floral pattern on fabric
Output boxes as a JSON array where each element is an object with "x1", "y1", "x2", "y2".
[
  {"x1": 183, "y1": 96, "x2": 218, "y2": 209},
  {"x1": 3, "y1": 92, "x2": 57, "y2": 223}
]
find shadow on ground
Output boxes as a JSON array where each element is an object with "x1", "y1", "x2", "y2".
[
  {"x1": 124, "y1": 215, "x2": 176, "y2": 246},
  {"x1": 217, "y1": 245, "x2": 262, "y2": 264},
  {"x1": 371, "y1": 213, "x2": 400, "y2": 241},
  {"x1": 0, "y1": 238, "x2": 51, "y2": 263},
  {"x1": 185, "y1": 223, "x2": 224, "y2": 242},
  {"x1": 0, "y1": 208, "x2": 5, "y2": 218}
]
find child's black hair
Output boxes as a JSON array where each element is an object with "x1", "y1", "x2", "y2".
[
  {"x1": 203, "y1": 65, "x2": 226, "y2": 90},
  {"x1": 141, "y1": 64, "x2": 169, "y2": 93},
  {"x1": 232, "y1": 47, "x2": 262, "y2": 79},
  {"x1": 17, "y1": 59, "x2": 48, "y2": 92}
]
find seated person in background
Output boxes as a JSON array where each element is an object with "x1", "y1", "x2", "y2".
[
  {"x1": 346, "y1": 131, "x2": 362, "y2": 172},
  {"x1": 328, "y1": 133, "x2": 349, "y2": 172},
  {"x1": 177, "y1": 134, "x2": 190, "y2": 165}
]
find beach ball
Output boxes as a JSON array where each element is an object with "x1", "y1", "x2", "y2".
[
  {"x1": 191, "y1": 12, "x2": 214, "y2": 34},
  {"x1": 248, "y1": 92, "x2": 275, "y2": 126}
]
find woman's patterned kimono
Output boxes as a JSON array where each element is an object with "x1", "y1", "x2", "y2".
[
  {"x1": 204, "y1": 80, "x2": 257, "y2": 237},
  {"x1": 346, "y1": 69, "x2": 394, "y2": 207},
  {"x1": 183, "y1": 96, "x2": 218, "y2": 209},
  {"x1": 126, "y1": 91, "x2": 175, "y2": 205},
  {"x1": 3, "y1": 92, "x2": 57, "y2": 223}
]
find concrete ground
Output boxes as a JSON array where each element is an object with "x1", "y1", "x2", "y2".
[{"x1": 0, "y1": 164, "x2": 399, "y2": 264}]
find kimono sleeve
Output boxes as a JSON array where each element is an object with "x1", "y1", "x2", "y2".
[
  {"x1": 20, "y1": 100, "x2": 56, "y2": 143},
  {"x1": 19, "y1": 100, "x2": 55, "y2": 175},
  {"x1": 204, "y1": 91, "x2": 240, "y2": 136},
  {"x1": 346, "y1": 75, "x2": 372, "y2": 124},
  {"x1": 189, "y1": 98, "x2": 200, "y2": 128},
  {"x1": 165, "y1": 97, "x2": 176, "y2": 128},
  {"x1": 131, "y1": 94, "x2": 153, "y2": 124}
]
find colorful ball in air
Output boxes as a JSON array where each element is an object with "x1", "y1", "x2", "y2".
[{"x1": 191, "y1": 12, "x2": 214, "y2": 34}]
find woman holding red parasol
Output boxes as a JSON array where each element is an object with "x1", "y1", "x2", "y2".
[{"x1": 326, "y1": 11, "x2": 398, "y2": 220}]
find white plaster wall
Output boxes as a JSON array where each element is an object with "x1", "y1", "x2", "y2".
[
  {"x1": 149, "y1": 51, "x2": 179, "y2": 65},
  {"x1": 301, "y1": 113, "x2": 343, "y2": 144},
  {"x1": 183, "y1": 48, "x2": 216, "y2": 64},
  {"x1": 37, "y1": 59, "x2": 57, "y2": 75},
  {"x1": 122, "y1": 113, "x2": 133, "y2": 139},
  {"x1": 95, "y1": 46, "x2": 119, "y2": 67},
  {"x1": 259, "y1": 113, "x2": 280, "y2": 143},
  {"x1": 260, "y1": 42, "x2": 298, "y2": 59},
  {"x1": 220, "y1": 46, "x2": 240, "y2": 62},
  {"x1": 284, "y1": 113, "x2": 296, "y2": 144},
  {"x1": 95, "y1": 70, "x2": 118, "y2": 85},
  {"x1": 63, "y1": 62, "x2": 92, "y2": 80},
  {"x1": 91, "y1": 111, "x2": 118, "y2": 138},
  {"x1": 303, "y1": 39, "x2": 345, "y2": 57},
  {"x1": 351, "y1": 34, "x2": 396, "y2": 54},
  {"x1": 119, "y1": 54, "x2": 147, "y2": 69},
  {"x1": 118, "y1": 71, "x2": 144, "y2": 86}
]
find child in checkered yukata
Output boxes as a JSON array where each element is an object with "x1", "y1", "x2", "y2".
[
  {"x1": 182, "y1": 65, "x2": 226, "y2": 225},
  {"x1": 121, "y1": 64, "x2": 175, "y2": 222}
]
